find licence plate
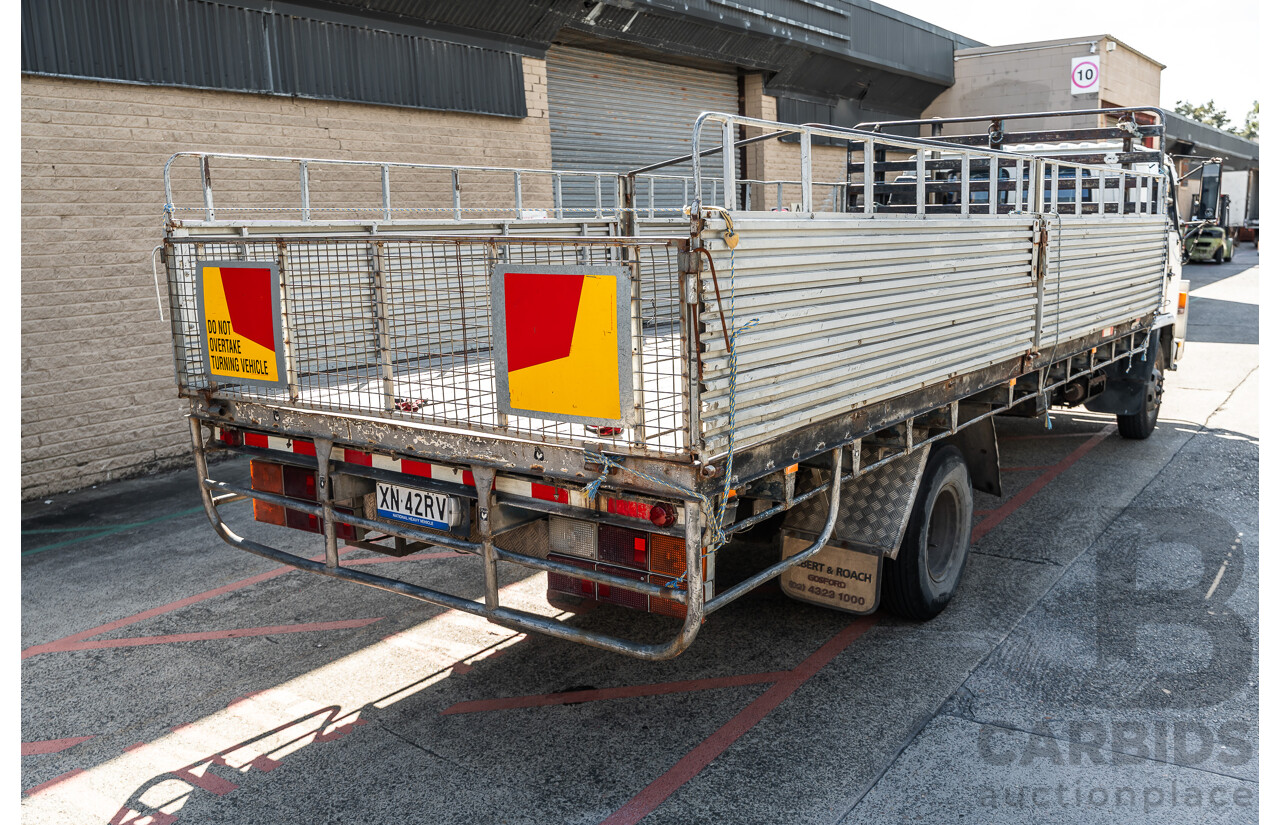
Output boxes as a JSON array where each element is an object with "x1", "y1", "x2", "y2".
[{"x1": 375, "y1": 482, "x2": 459, "y2": 531}]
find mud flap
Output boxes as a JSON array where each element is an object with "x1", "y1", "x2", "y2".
[
  {"x1": 780, "y1": 536, "x2": 881, "y2": 614},
  {"x1": 779, "y1": 446, "x2": 930, "y2": 615}
]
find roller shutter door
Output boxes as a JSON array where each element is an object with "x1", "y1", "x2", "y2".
[{"x1": 546, "y1": 45, "x2": 739, "y2": 216}]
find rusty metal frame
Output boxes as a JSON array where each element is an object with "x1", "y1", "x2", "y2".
[{"x1": 191, "y1": 416, "x2": 848, "y2": 659}]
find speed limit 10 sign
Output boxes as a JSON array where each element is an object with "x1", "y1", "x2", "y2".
[{"x1": 1071, "y1": 56, "x2": 1100, "y2": 95}]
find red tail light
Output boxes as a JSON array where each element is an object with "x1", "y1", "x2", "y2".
[
  {"x1": 598, "y1": 525, "x2": 648, "y2": 570},
  {"x1": 282, "y1": 465, "x2": 317, "y2": 500},
  {"x1": 649, "y1": 503, "x2": 675, "y2": 528},
  {"x1": 249, "y1": 460, "x2": 352, "y2": 539},
  {"x1": 597, "y1": 564, "x2": 647, "y2": 611},
  {"x1": 547, "y1": 554, "x2": 596, "y2": 598}
]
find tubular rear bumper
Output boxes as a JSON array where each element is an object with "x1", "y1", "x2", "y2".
[{"x1": 189, "y1": 417, "x2": 844, "y2": 660}]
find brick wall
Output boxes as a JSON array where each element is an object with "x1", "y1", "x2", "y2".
[
  {"x1": 741, "y1": 73, "x2": 847, "y2": 211},
  {"x1": 21, "y1": 58, "x2": 552, "y2": 498}
]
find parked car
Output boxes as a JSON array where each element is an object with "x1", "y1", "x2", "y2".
[{"x1": 1184, "y1": 224, "x2": 1234, "y2": 264}]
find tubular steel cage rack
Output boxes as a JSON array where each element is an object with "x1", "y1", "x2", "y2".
[{"x1": 166, "y1": 107, "x2": 1176, "y2": 658}]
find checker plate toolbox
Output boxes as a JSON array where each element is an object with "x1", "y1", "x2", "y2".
[{"x1": 162, "y1": 107, "x2": 1185, "y2": 659}]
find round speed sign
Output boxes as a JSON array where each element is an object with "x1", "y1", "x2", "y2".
[{"x1": 1071, "y1": 56, "x2": 1100, "y2": 94}]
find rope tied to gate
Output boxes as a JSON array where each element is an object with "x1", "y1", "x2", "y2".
[{"x1": 584, "y1": 206, "x2": 757, "y2": 592}]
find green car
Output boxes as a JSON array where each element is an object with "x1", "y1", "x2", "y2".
[{"x1": 1184, "y1": 225, "x2": 1234, "y2": 264}]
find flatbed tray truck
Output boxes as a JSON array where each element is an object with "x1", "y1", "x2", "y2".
[{"x1": 161, "y1": 106, "x2": 1189, "y2": 659}]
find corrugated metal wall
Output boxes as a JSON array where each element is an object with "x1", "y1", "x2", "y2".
[
  {"x1": 21, "y1": 0, "x2": 528, "y2": 117},
  {"x1": 546, "y1": 45, "x2": 739, "y2": 214}
]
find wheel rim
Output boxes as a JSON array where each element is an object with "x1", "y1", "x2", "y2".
[{"x1": 925, "y1": 487, "x2": 961, "y2": 583}]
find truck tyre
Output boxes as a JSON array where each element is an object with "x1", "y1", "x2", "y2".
[
  {"x1": 1116, "y1": 348, "x2": 1164, "y2": 440},
  {"x1": 1213, "y1": 246, "x2": 1224, "y2": 264},
  {"x1": 881, "y1": 446, "x2": 973, "y2": 620}
]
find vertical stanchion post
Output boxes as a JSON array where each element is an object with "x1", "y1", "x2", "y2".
[
  {"x1": 960, "y1": 153, "x2": 970, "y2": 216},
  {"x1": 988, "y1": 156, "x2": 998, "y2": 214},
  {"x1": 723, "y1": 119, "x2": 737, "y2": 210},
  {"x1": 1075, "y1": 165, "x2": 1083, "y2": 215},
  {"x1": 800, "y1": 130, "x2": 813, "y2": 213},
  {"x1": 452, "y1": 169, "x2": 461, "y2": 220},
  {"x1": 201, "y1": 155, "x2": 215, "y2": 222},
  {"x1": 554, "y1": 173, "x2": 563, "y2": 220},
  {"x1": 276, "y1": 241, "x2": 300, "y2": 402},
  {"x1": 1014, "y1": 158, "x2": 1024, "y2": 212},
  {"x1": 381, "y1": 164, "x2": 391, "y2": 222},
  {"x1": 513, "y1": 170, "x2": 522, "y2": 218},
  {"x1": 596, "y1": 174, "x2": 604, "y2": 219},
  {"x1": 629, "y1": 245, "x2": 646, "y2": 446},
  {"x1": 299, "y1": 160, "x2": 311, "y2": 222},
  {"x1": 370, "y1": 241, "x2": 395, "y2": 412},
  {"x1": 915, "y1": 150, "x2": 925, "y2": 216},
  {"x1": 863, "y1": 139, "x2": 874, "y2": 215}
]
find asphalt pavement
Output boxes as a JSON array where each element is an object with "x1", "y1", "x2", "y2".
[{"x1": 21, "y1": 247, "x2": 1259, "y2": 824}]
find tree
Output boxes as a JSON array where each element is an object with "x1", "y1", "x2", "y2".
[
  {"x1": 1175, "y1": 99, "x2": 1233, "y2": 130},
  {"x1": 1240, "y1": 101, "x2": 1259, "y2": 141}
]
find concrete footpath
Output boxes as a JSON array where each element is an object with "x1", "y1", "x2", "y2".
[{"x1": 21, "y1": 250, "x2": 1258, "y2": 824}]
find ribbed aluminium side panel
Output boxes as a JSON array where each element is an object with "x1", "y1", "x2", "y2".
[
  {"x1": 1040, "y1": 217, "x2": 1168, "y2": 348},
  {"x1": 697, "y1": 217, "x2": 1039, "y2": 453},
  {"x1": 546, "y1": 46, "x2": 738, "y2": 216}
]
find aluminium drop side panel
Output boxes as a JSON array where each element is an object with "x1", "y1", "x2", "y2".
[
  {"x1": 1038, "y1": 217, "x2": 1168, "y2": 350},
  {"x1": 696, "y1": 217, "x2": 1039, "y2": 454}
]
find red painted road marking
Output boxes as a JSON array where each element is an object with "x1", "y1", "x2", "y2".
[
  {"x1": 1001, "y1": 430, "x2": 1103, "y2": 442},
  {"x1": 602, "y1": 616, "x2": 878, "y2": 825},
  {"x1": 21, "y1": 736, "x2": 95, "y2": 756},
  {"x1": 972, "y1": 424, "x2": 1115, "y2": 543},
  {"x1": 441, "y1": 671, "x2": 792, "y2": 716},
  {"x1": 34, "y1": 618, "x2": 384, "y2": 655},
  {"x1": 1001, "y1": 465, "x2": 1054, "y2": 472},
  {"x1": 22, "y1": 548, "x2": 460, "y2": 659},
  {"x1": 22, "y1": 768, "x2": 85, "y2": 797}
]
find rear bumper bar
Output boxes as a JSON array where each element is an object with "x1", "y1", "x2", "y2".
[{"x1": 190, "y1": 417, "x2": 844, "y2": 660}]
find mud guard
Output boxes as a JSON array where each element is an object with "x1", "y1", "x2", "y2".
[
  {"x1": 1085, "y1": 332, "x2": 1162, "y2": 417},
  {"x1": 779, "y1": 446, "x2": 930, "y2": 614}
]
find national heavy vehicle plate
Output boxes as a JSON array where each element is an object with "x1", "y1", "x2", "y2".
[{"x1": 375, "y1": 482, "x2": 459, "y2": 531}]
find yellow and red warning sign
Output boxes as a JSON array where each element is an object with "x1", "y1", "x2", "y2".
[
  {"x1": 493, "y1": 265, "x2": 632, "y2": 425},
  {"x1": 196, "y1": 261, "x2": 285, "y2": 387}
]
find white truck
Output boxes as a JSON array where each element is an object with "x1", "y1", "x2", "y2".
[{"x1": 161, "y1": 106, "x2": 1189, "y2": 659}]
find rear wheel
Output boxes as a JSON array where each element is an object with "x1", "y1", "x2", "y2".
[
  {"x1": 1116, "y1": 347, "x2": 1165, "y2": 439},
  {"x1": 881, "y1": 446, "x2": 973, "y2": 620}
]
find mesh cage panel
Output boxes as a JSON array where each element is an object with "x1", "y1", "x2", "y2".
[{"x1": 167, "y1": 237, "x2": 690, "y2": 455}]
